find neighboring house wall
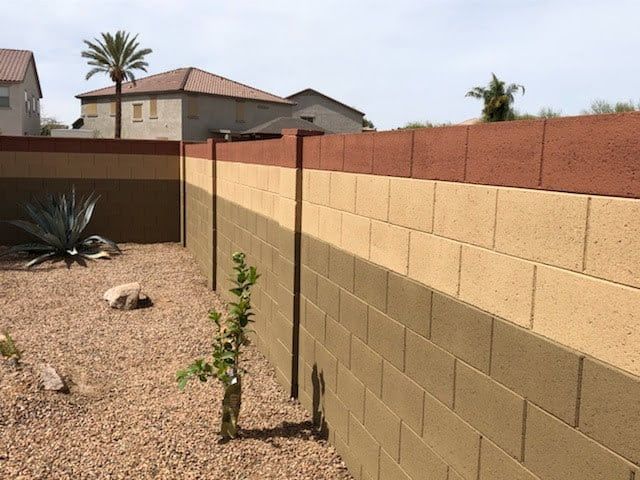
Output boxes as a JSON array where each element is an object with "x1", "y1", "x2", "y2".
[
  {"x1": 181, "y1": 94, "x2": 292, "y2": 141},
  {"x1": 0, "y1": 62, "x2": 41, "y2": 136},
  {"x1": 80, "y1": 93, "x2": 183, "y2": 140},
  {"x1": 290, "y1": 91, "x2": 363, "y2": 133},
  {"x1": 80, "y1": 94, "x2": 292, "y2": 141}
]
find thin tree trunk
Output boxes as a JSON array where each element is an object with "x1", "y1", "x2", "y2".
[{"x1": 115, "y1": 81, "x2": 122, "y2": 139}]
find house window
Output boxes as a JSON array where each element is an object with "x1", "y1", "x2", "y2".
[
  {"x1": 187, "y1": 97, "x2": 199, "y2": 118},
  {"x1": 0, "y1": 86, "x2": 9, "y2": 107},
  {"x1": 149, "y1": 97, "x2": 158, "y2": 119},
  {"x1": 235, "y1": 100, "x2": 245, "y2": 123},
  {"x1": 301, "y1": 116, "x2": 315, "y2": 123},
  {"x1": 110, "y1": 101, "x2": 116, "y2": 117},
  {"x1": 84, "y1": 101, "x2": 98, "y2": 117},
  {"x1": 25, "y1": 91, "x2": 29, "y2": 114},
  {"x1": 133, "y1": 103, "x2": 143, "y2": 121}
]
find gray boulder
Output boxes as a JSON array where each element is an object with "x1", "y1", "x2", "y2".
[
  {"x1": 103, "y1": 282, "x2": 141, "y2": 310},
  {"x1": 39, "y1": 364, "x2": 68, "y2": 393}
]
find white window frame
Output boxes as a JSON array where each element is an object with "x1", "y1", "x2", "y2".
[{"x1": 0, "y1": 86, "x2": 9, "y2": 108}]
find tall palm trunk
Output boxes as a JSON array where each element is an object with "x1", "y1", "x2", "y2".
[{"x1": 115, "y1": 81, "x2": 122, "y2": 139}]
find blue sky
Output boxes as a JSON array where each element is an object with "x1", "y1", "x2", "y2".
[{"x1": 2, "y1": 0, "x2": 639, "y2": 130}]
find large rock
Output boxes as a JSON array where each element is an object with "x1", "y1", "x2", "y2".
[
  {"x1": 103, "y1": 282, "x2": 141, "y2": 310},
  {"x1": 39, "y1": 364, "x2": 68, "y2": 393}
]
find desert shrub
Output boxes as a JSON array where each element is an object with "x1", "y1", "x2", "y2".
[
  {"x1": 0, "y1": 331, "x2": 21, "y2": 360},
  {"x1": 0, "y1": 187, "x2": 120, "y2": 267},
  {"x1": 583, "y1": 99, "x2": 638, "y2": 115},
  {"x1": 177, "y1": 252, "x2": 259, "y2": 439}
]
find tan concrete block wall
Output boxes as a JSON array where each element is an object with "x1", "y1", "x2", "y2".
[
  {"x1": 1, "y1": 149, "x2": 180, "y2": 245},
  {"x1": 302, "y1": 169, "x2": 640, "y2": 377},
  {"x1": 299, "y1": 167, "x2": 639, "y2": 480}
]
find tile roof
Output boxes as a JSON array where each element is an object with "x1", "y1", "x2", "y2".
[
  {"x1": 241, "y1": 116, "x2": 329, "y2": 135},
  {"x1": 287, "y1": 87, "x2": 365, "y2": 115},
  {"x1": 0, "y1": 48, "x2": 42, "y2": 97},
  {"x1": 0, "y1": 48, "x2": 32, "y2": 82},
  {"x1": 77, "y1": 67, "x2": 293, "y2": 105}
]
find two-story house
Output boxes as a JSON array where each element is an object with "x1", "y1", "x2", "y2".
[
  {"x1": 0, "y1": 49, "x2": 43, "y2": 136},
  {"x1": 76, "y1": 67, "x2": 294, "y2": 141},
  {"x1": 286, "y1": 88, "x2": 364, "y2": 133}
]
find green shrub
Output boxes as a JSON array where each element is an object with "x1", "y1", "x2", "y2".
[
  {"x1": 177, "y1": 252, "x2": 259, "y2": 439},
  {"x1": 0, "y1": 331, "x2": 21, "y2": 360},
  {"x1": 1, "y1": 187, "x2": 120, "y2": 267}
]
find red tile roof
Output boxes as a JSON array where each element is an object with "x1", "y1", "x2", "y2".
[
  {"x1": 77, "y1": 67, "x2": 293, "y2": 105},
  {"x1": 0, "y1": 48, "x2": 42, "y2": 97}
]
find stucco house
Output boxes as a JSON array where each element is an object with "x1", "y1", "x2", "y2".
[
  {"x1": 0, "y1": 49, "x2": 42, "y2": 136},
  {"x1": 286, "y1": 88, "x2": 364, "y2": 133},
  {"x1": 76, "y1": 67, "x2": 294, "y2": 141}
]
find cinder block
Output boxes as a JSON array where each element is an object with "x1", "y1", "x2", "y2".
[
  {"x1": 299, "y1": 326, "x2": 315, "y2": 364},
  {"x1": 349, "y1": 414, "x2": 380, "y2": 480},
  {"x1": 350, "y1": 336, "x2": 383, "y2": 396},
  {"x1": 337, "y1": 362, "x2": 366, "y2": 422},
  {"x1": 315, "y1": 341, "x2": 338, "y2": 392},
  {"x1": 354, "y1": 257, "x2": 389, "y2": 312},
  {"x1": 301, "y1": 201, "x2": 319, "y2": 237},
  {"x1": 308, "y1": 169, "x2": 331, "y2": 206},
  {"x1": 304, "y1": 235, "x2": 330, "y2": 276},
  {"x1": 370, "y1": 220, "x2": 410, "y2": 275},
  {"x1": 585, "y1": 196, "x2": 640, "y2": 288},
  {"x1": 364, "y1": 389, "x2": 402, "y2": 460},
  {"x1": 329, "y1": 171, "x2": 357, "y2": 213},
  {"x1": 524, "y1": 404, "x2": 634, "y2": 480},
  {"x1": 459, "y1": 246, "x2": 535, "y2": 328},
  {"x1": 339, "y1": 290, "x2": 368, "y2": 341},
  {"x1": 533, "y1": 265, "x2": 640, "y2": 376},
  {"x1": 430, "y1": 293, "x2": 492, "y2": 373},
  {"x1": 323, "y1": 387, "x2": 349, "y2": 440},
  {"x1": 579, "y1": 358, "x2": 640, "y2": 464},
  {"x1": 382, "y1": 362, "x2": 424, "y2": 434},
  {"x1": 387, "y1": 272, "x2": 432, "y2": 338},
  {"x1": 305, "y1": 299, "x2": 326, "y2": 342},
  {"x1": 495, "y1": 187, "x2": 588, "y2": 270},
  {"x1": 399, "y1": 423, "x2": 448, "y2": 480},
  {"x1": 318, "y1": 206, "x2": 342, "y2": 247},
  {"x1": 344, "y1": 132, "x2": 374, "y2": 174},
  {"x1": 341, "y1": 212, "x2": 371, "y2": 260},
  {"x1": 454, "y1": 362, "x2": 525, "y2": 460},
  {"x1": 329, "y1": 246, "x2": 355, "y2": 292},
  {"x1": 373, "y1": 130, "x2": 412, "y2": 177},
  {"x1": 325, "y1": 316, "x2": 351, "y2": 367},
  {"x1": 433, "y1": 181, "x2": 497, "y2": 248},
  {"x1": 316, "y1": 275, "x2": 340, "y2": 320},
  {"x1": 368, "y1": 307, "x2": 405, "y2": 370},
  {"x1": 405, "y1": 329, "x2": 455, "y2": 407},
  {"x1": 408, "y1": 231, "x2": 460, "y2": 297},
  {"x1": 300, "y1": 265, "x2": 318, "y2": 303},
  {"x1": 355, "y1": 174, "x2": 390, "y2": 221},
  {"x1": 278, "y1": 166, "x2": 297, "y2": 200},
  {"x1": 422, "y1": 392, "x2": 481, "y2": 480},
  {"x1": 388, "y1": 177, "x2": 435, "y2": 232},
  {"x1": 379, "y1": 449, "x2": 411, "y2": 480},
  {"x1": 411, "y1": 125, "x2": 467, "y2": 182},
  {"x1": 490, "y1": 318, "x2": 581, "y2": 425},
  {"x1": 479, "y1": 438, "x2": 538, "y2": 480}
]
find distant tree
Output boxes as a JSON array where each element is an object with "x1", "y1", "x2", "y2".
[
  {"x1": 399, "y1": 120, "x2": 451, "y2": 129},
  {"x1": 362, "y1": 117, "x2": 375, "y2": 129},
  {"x1": 40, "y1": 115, "x2": 68, "y2": 136},
  {"x1": 81, "y1": 31, "x2": 152, "y2": 138},
  {"x1": 537, "y1": 107, "x2": 562, "y2": 118},
  {"x1": 466, "y1": 73, "x2": 525, "y2": 122},
  {"x1": 582, "y1": 99, "x2": 638, "y2": 115}
]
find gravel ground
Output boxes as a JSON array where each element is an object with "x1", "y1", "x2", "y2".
[{"x1": 0, "y1": 243, "x2": 351, "y2": 480}]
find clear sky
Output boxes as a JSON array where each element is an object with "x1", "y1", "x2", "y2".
[{"x1": 2, "y1": 0, "x2": 638, "y2": 130}]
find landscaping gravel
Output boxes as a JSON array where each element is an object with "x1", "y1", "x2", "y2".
[{"x1": 0, "y1": 243, "x2": 351, "y2": 480}]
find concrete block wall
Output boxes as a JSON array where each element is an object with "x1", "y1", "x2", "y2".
[
  {"x1": 0, "y1": 136, "x2": 181, "y2": 245},
  {"x1": 295, "y1": 113, "x2": 640, "y2": 480},
  {"x1": 183, "y1": 140, "x2": 215, "y2": 287}
]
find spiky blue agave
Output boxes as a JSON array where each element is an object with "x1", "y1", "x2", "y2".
[{"x1": 1, "y1": 187, "x2": 120, "y2": 267}]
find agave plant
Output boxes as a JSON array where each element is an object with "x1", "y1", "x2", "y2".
[{"x1": 1, "y1": 187, "x2": 120, "y2": 267}]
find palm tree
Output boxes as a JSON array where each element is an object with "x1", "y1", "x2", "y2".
[
  {"x1": 81, "y1": 31, "x2": 152, "y2": 138},
  {"x1": 466, "y1": 73, "x2": 525, "y2": 122}
]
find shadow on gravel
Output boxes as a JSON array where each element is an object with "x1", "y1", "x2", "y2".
[{"x1": 238, "y1": 420, "x2": 325, "y2": 445}]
